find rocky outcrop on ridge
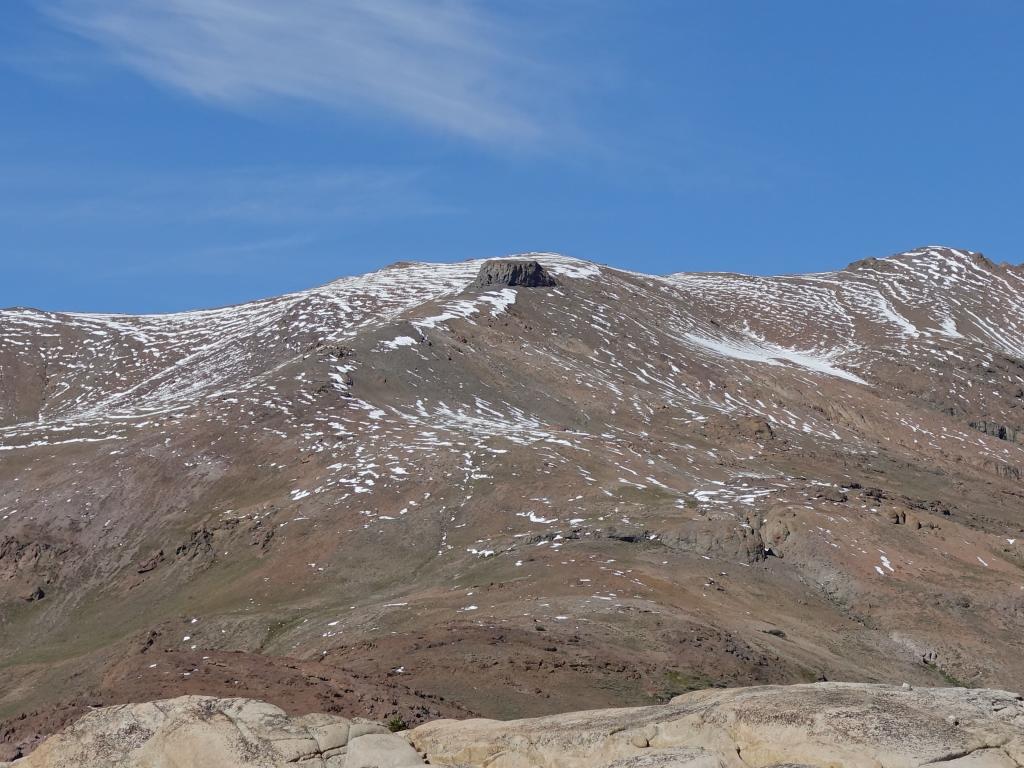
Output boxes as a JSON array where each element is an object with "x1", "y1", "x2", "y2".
[
  {"x1": 467, "y1": 258, "x2": 557, "y2": 290},
  {"x1": 5, "y1": 683, "x2": 1023, "y2": 767}
]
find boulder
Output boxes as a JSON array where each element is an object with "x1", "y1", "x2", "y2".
[
  {"x1": 744, "y1": 417, "x2": 775, "y2": 440},
  {"x1": 345, "y1": 733, "x2": 424, "y2": 767},
  {"x1": 0, "y1": 696, "x2": 402, "y2": 768},
  {"x1": 818, "y1": 488, "x2": 848, "y2": 503},
  {"x1": 21, "y1": 585, "x2": 45, "y2": 601}
]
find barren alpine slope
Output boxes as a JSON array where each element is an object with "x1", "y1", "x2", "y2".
[{"x1": 2, "y1": 246, "x2": 1024, "y2": 759}]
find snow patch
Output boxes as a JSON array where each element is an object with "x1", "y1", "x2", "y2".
[
  {"x1": 683, "y1": 333, "x2": 867, "y2": 384},
  {"x1": 380, "y1": 335, "x2": 417, "y2": 350}
]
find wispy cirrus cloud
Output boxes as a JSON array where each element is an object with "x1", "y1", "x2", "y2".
[{"x1": 44, "y1": 0, "x2": 552, "y2": 143}]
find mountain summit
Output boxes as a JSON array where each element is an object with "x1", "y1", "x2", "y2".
[{"x1": 2, "y1": 247, "x2": 1024, "y2": 758}]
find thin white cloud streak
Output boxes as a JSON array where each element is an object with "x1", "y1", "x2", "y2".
[{"x1": 45, "y1": 0, "x2": 549, "y2": 143}]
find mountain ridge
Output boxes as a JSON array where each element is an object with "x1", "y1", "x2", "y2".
[
  {"x1": 2, "y1": 245, "x2": 1023, "y2": 759},
  {"x1": 4, "y1": 244, "x2": 1013, "y2": 319}
]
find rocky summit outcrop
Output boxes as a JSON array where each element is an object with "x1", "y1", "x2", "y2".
[
  {"x1": 6, "y1": 684, "x2": 1023, "y2": 767},
  {"x1": 467, "y1": 258, "x2": 557, "y2": 290}
]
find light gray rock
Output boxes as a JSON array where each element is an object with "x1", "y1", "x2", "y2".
[
  {"x1": 297, "y1": 716, "x2": 351, "y2": 752},
  {"x1": 0, "y1": 696, "x2": 390, "y2": 768},
  {"x1": 409, "y1": 683, "x2": 1024, "y2": 768},
  {"x1": 347, "y1": 721, "x2": 390, "y2": 740},
  {"x1": 345, "y1": 733, "x2": 425, "y2": 767},
  {"x1": 6, "y1": 684, "x2": 1024, "y2": 768}
]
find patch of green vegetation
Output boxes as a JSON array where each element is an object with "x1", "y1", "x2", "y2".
[
  {"x1": 797, "y1": 667, "x2": 821, "y2": 683},
  {"x1": 259, "y1": 614, "x2": 307, "y2": 652},
  {"x1": 1, "y1": 547, "x2": 271, "y2": 670},
  {"x1": 593, "y1": 675, "x2": 648, "y2": 701},
  {"x1": 613, "y1": 484, "x2": 680, "y2": 507},
  {"x1": 924, "y1": 661, "x2": 971, "y2": 688},
  {"x1": 658, "y1": 669, "x2": 714, "y2": 700},
  {"x1": 386, "y1": 715, "x2": 409, "y2": 732}
]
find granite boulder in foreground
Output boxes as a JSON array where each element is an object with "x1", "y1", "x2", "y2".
[{"x1": 5, "y1": 683, "x2": 1023, "y2": 767}]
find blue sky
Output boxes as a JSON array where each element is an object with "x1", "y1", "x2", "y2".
[{"x1": 2, "y1": 1, "x2": 1023, "y2": 313}]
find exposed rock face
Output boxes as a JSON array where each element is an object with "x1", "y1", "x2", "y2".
[
  {"x1": 970, "y1": 420, "x2": 1021, "y2": 444},
  {"x1": 468, "y1": 259, "x2": 557, "y2": 290},
  {"x1": 701, "y1": 414, "x2": 776, "y2": 443},
  {"x1": 0, "y1": 696, "x2": 409, "y2": 768},
  {"x1": 6, "y1": 684, "x2": 1023, "y2": 768},
  {"x1": 410, "y1": 683, "x2": 1024, "y2": 768}
]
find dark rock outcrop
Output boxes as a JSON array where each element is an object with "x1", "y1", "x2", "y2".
[
  {"x1": 817, "y1": 488, "x2": 848, "y2": 503},
  {"x1": 970, "y1": 419, "x2": 1021, "y2": 443},
  {"x1": 0, "y1": 537, "x2": 67, "y2": 582},
  {"x1": 468, "y1": 259, "x2": 557, "y2": 291},
  {"x1": 701, "y1": 414, "x2": 776, "y2": 443},
  {"x1": 21, "y1": 585, "x2": 44, "y2": 602}
]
